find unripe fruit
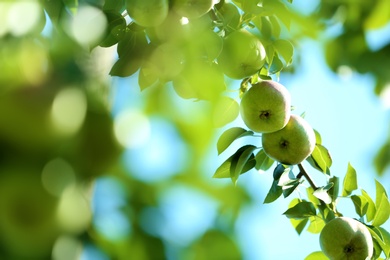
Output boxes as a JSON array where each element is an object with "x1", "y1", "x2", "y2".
[
  {"x1": 172, "y1": 0, "x2": 214, "y2": 19},
  {"x1": 240, "y1": 80, "x2": 291, "y2": 133},
  {"x1": 126, "y1": 0, "x2": 169, "y2": 27},
  {"x1": 262, "y1": 114, "x2": 316, "y2": 165},
  {"x1": 320, "y1": 217, "x2": 373, "y2": 260},
  {"x1": 217, "y1": 30, "x2": 266, "y2": 79}
]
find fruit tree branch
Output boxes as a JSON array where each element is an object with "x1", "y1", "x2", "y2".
[{"x1": 297, "y1": 163, "x2": 318, "y2": 190}]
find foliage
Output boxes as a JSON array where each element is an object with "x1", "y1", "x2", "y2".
[{"x1": 0, "y1": 0, "x2": 390, "y2": 259}]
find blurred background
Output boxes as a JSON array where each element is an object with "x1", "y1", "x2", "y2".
[{"x1": 0, "y1": 0, "x2": 389, "y2": 259}]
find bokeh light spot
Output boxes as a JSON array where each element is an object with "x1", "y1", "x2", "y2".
[
  {"x1": 51, "y1": 87, "x2": 87, "y2": 136},
  {"x1": 41, "y1": 158, "x2": 76, "y2": 197},
  {"x1": 67, "y1": 5, "x2": 107, "y2": 46},
  {"x1": 114, "y1": 109, "x2": 151, "y2": 148}
]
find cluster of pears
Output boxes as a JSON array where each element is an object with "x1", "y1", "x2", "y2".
[
  {"x1": 240, "y1": 80, "x2": 316, "y2": 165},
  {"x1": 125, "y1": 0, "x2": 268, "y2": 100}
]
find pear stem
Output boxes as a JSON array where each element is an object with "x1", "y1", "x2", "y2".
[{"x1": 297, "y1": 163, "x2": 317, "y2": 190}]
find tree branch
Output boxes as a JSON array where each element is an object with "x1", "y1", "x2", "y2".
[{"x1": 297, "y1": 163, "x2": 318, "y2": 190}]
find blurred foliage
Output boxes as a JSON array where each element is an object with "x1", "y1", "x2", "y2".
[{"x1": 0, "y1": 0, "x2": 389, "y2": 259}]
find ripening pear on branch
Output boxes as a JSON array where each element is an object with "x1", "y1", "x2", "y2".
[
  {"x1": 320, "y1": 217, "x2": 373, "y2": 260},
  {"x1": 240, "y1": 80, "x2": 291, "y2": 133},
  {"x1": 261, "y1": 114, "x2": 316, "y2": 165}
]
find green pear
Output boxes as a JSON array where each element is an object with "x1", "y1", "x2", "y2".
[
  {"x1": 126, "y1": 0, "x2": 169, "y2": 27},
  {"x1": 320, "y1": 217, "x2": 373, "y2": 260},
  {"x1": 240, "y1": 80, "x2": 291, "y2": 133},
  {"x1": 261, "y1": 114, "x2": 316, "y2": 165},
  {"x1": 172, "y1": 0, "x2": 214, "y2": 19},
  {"x1": 217, "y1": 30, "x2": 266, "y2": 79}
]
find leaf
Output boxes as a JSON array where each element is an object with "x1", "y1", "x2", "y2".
[
  {"x1": 277, "y1": 166, "x2": 295, "y2": 187},
  {"x1": 362, "y1": 189, "x2": 377, "y2": 222},
  {"x1": 273, "y1": 39, "x2": 294, "y2": 66},
  {"x1": 351, "y1": 195, "x2": 369, "y2": 218},
  {"x1": 328, "y1": 176, "x2": 339, "y2": 202},
  {"x1": 368, "y1": 226, "x2": 387, "y2": 258},
  {"x1": 375, "y1": 179, "x2": 388, "y2": 207},
  {"x1": 342, "y1": 163, "x2": 358, "y2": 196},
  {"x1": 213, "y1": 96, "x2": 240, "y2": 128},
  {"x1": 307, "y1": 186, "x2": 321, "y2": 206},
  {"x1": 213, "y1": 146, "x2": 256, "y2": 179},
  {"x1": 232, "y1": 145, "x2": 258, "y2": 184},
  {"x1": 283, "y1": 201, "x2": 316, "y2": 219},
  {"x1": 282, "y1": 180, "x2": 300, "y2": 198},
  {"x1": 100, "y1": 11, "x2": 126, "y2": 47},
  {"x1": 290, "y1": 218, "x2": 309, "y2": 235},
  {"x1": 378, "y1": 227, "x2": 390, "y2": 257},
  {"x1": 273, "y1": 163, "x2": 288, "y2": 180},
  {"x1": 307, "y1": 216, "x2": 325, "y2": 234},
  {"x1": 267, "y1": 54, "x2": 284, "y2": 75},
  {"x1": 313, "y1": 129, "x2": 322, "y2": 145},
  {"x1": 216, "y1": 127, "x2": 254, "y2": 155},
  {"x1": 138, "y1": 65, "x2": 159, "y2": 90},
  {"x1": 307, "y1": 144, "x2": 332, "y2": 174},
  {"x1": 364, "y1": 0, "x2": 390, "y2": 30},
  {"x1": 254, "y1": 149, "x2": 275, "y2": 171},
  {"x1": 263, "y1": 179, "x2": 283, "y2": 204},
  {"x1": 110, "y1": 30, "x2": 148, "y2": 77},
  {"x1": 313, "y1": 183, "x2": 334, "y2": 204},
  {"x1": 372, "y1": 193, "x2": 390, "y2": 227},
  {"x1": 304, "y1": 251, "x2": 328, "y2": 260}
]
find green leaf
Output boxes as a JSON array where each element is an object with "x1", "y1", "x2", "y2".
[
  {"x1": 100, "y1": 11, "x2": 126, "y2": 47},
  {"x1": 378, "y1": 227, "x2": 390, "y2": 257},
  {"x1": 273, "y1": 39, "x2": 294, "y2": 66},
  {"x1": 364, "y1": 0, "x2": 390, "y2": 30},
  {"x1": 263, "y1": 179, "x2": 283, "y2": 204},
  {"x1": 342, "y1": 163, "x2": 358, "y2": 196},
  {"x1": 213, "y1": 146, "x2": 256, "y2": 179},
  {"x1": 273, "y1": 163, "x2": 288, "y2": 180},
  {"x1": 307, "y1": 144, "x2": 332, "y2": 174},
  {"x1": 110, "y1": 30, "x2": 148, "y2": 77},
  {"x1": 376, "y1": 179, "x2": 388, "y2": 207},
  {"x1": 267, "y1": 54, "x2": 284, "y2": 74},
  {"x1": 232, "y1": 145, "x2": 258, "y2": 184},
  {"x1": 328, "y1": 176, "x2": 339, "y2": 202},
  {"x1": 277, "y1": 167, "x2": 295, "y2": 187},
  {"x1": 216, "y1": 127, "x2": 254, "y2": 155},
  {"x1": 307, "y1": 186, "x2": 321, "y2": 206},
  {"x1": 362, "y1": 189, "x2": 377, "y2": 222},
  {"x1": 372, "y1": 193, "x2": 390, "y2": 227},
  {"x1": 304, "y1": 251, "x2": 328, "y2": 260},
  {"x1": 254, "y1": 149, "x2": 274, "y2": 171},
  {"x1": 313, "y1": 129, "x2": 322, "y2": 145},
  {"x1": 283, "y1": 201, "x2": 316, "y2": 219},
  {"x1": 307, "y1": 216, "x2": 325, "y2": 234},
  {"x1": 213, "y1": 97, "x2": 240, "y2": 128},
  {"x1": 351, "y1": 195, "x2": 369, "y2": 218},
  {"x1": 313, "y1": 183, "x2": 334, "y2": 204},
  {"x1": 290, "y1": 218, "x2": 309, "y2": 235},
  {"x1": 282, "y1": 180, "x2": 301, "y2": 198},
  {"x1": 368, "y1": 226, "x2": 387, "y2": 258}
]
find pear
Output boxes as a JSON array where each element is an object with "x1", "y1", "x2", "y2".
[
  {"x1": 240, "y1": 80, "x2": 291, "y2": 133},
  {"x1": 217, "y1": 30, "x2": 266, "y2": 79},
  {"x1": 261, "y1": 114, "x2": 316, "y2": 165},
  {"x1": 126, "y1": 0, "x2": 169, "y2": 27},
  {"x1": 172, "y1": 0, "x2": 214, "y2": 19},
  {"x1": 320, "y1": 217, "x2": 373, "y2": 260}
]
